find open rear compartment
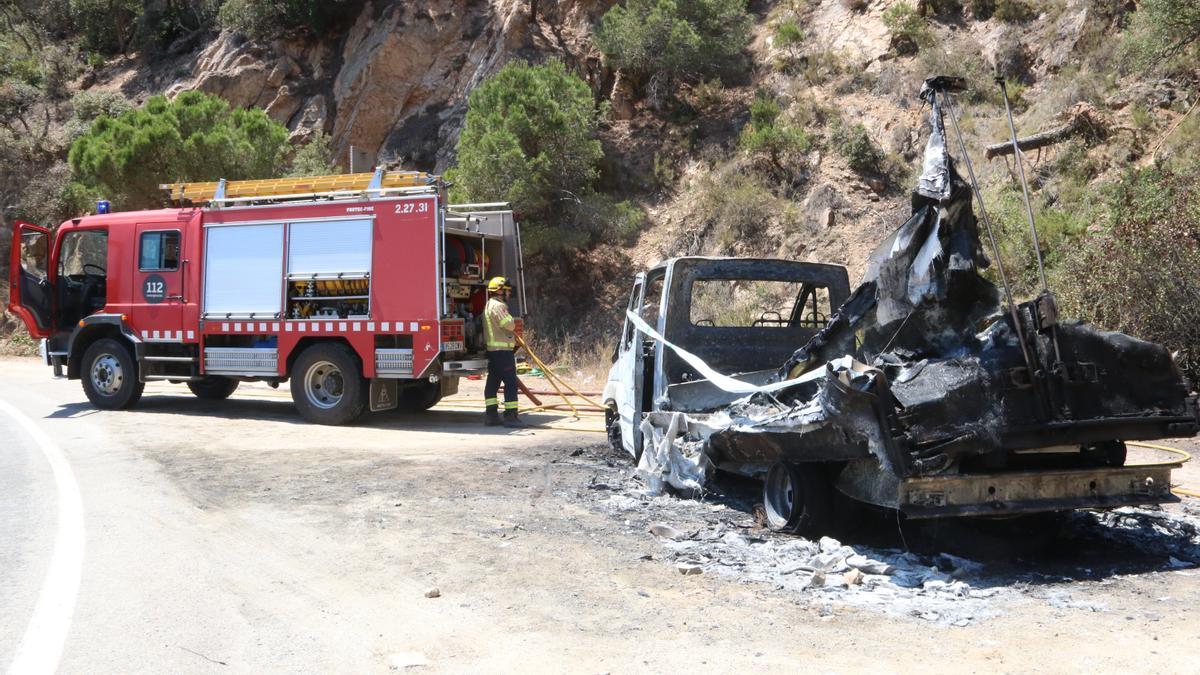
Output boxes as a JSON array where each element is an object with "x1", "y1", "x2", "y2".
[
  {"x1": 441, "y1": 204, "x2": 525, "y2": 369},
  {"x1": 284, "y1": 218, "x2": 373, "y2": 321}
]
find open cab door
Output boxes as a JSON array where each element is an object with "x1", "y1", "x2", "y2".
[{"x1": 7, "y1": 221, "x2": 54, "y2": 338}]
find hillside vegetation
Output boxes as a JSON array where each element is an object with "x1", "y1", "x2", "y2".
[{"x1": 1, "y1": 0, "x2": 1198, "y2": 380}]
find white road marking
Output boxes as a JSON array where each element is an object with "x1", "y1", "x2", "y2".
[{"x1": 2, "y1": 400, "x2": 85, "y2": 675}]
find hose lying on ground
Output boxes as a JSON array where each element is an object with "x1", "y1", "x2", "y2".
[{"x1": 515, "y1": 336, "x2": 606, "y2": 418}]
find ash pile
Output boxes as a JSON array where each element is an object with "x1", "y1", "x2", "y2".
[{"x1": 587, "y1": 449, "x2": 1200, "y2": 625}]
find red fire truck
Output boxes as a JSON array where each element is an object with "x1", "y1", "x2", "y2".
[{"x1": 7, "y1": 170, "x2": 526, "y2": 424}]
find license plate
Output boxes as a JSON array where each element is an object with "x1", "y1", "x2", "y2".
[{"x1": 442, "y1": 341, "x2": 465, "y2": 352}]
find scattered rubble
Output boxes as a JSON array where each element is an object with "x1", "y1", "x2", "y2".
[{"x1": 580, "y1": 443, "x2": 1200, "y2": 626}]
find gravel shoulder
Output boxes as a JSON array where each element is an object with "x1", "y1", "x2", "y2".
[{"x1": 2, "y1": 356, "x2": 1197, "y2": 673}]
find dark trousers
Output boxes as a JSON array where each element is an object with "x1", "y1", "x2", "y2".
[{"x1": 485, "y1": 350, "x2": 519, "y2": 410}]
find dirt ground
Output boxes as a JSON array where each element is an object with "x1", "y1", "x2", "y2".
[{"x1": 3, "y1": 355, "x2": 1199, "y2": 673}]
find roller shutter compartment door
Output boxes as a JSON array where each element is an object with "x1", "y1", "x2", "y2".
[
  {"x1": 288, "y1": 219, "x2": 373, "y2": 276},
  {"x1": 203, "y1": 223, "x2": 285, "y2": 318}
]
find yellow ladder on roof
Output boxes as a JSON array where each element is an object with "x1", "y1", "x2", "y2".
[{"x1": 159, "y1": 169, "x2": 439, "y2": 203}]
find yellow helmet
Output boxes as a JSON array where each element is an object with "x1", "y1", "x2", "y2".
[{"x1": 487, "y1": 276, "x2": 511, "y2": 293}]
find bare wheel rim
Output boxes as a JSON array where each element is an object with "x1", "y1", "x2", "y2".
[
  {"x1": 764, "y1": 464, "x2": 798, "y2": 529},
  {"x1": 304, "y1": 360, "x2": 345, "y2": 410},
  {"x1": 90, "y1": 354, "x2": 124, "y2": 397}
]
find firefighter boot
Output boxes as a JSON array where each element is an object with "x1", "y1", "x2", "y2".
[
  {"x1": 502, "y1": 409, "x2": 527, "y2": 429},
  {"x1": 484, "y1": 405, "x2": 502, "y2": 426}
]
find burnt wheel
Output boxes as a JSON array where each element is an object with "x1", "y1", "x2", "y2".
[
  {"x1": 1082, "y1": 440, "x2": 1127, "y2": 467},
  {"x1": 81, "y1": 338, "x2": 144, "y2": 410},
  {"x1": 763, "y1": 462, "x2": 834, "y2": 536},
  {"x1": 187, "y1": 376, "x2": 239, "y2": 400},
  {"x1": 290, "y1": 342, "x2": 366, "y2": 425},
  {"x1": 605, "y1": 405, "x2": 623, "y2": 454}
]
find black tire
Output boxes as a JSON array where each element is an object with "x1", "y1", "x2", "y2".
[
  {"x1": 187, "y1": 376, "x2": 239, "y2": 400},
  {"x1": 762, "y1": 462, "x2": 834, "y2": 536},
  {"x1": 289, "y1": 342, "x2": 367, "y2": 425},
  {"x1": 81, "y1": 338, "x2": 145, "y2": 410},
  {"x1": 398, "y1": 381, "x2": 442, "y2": 412}
]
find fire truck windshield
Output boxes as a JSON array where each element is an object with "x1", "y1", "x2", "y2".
[{"x1": 56, "y1": 229, "x2": 109, "y2": 326}]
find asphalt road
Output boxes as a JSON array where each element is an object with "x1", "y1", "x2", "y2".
[
  {"x1": 3, "y1": 355, "x2": 1198, "y2": 674},
  {"x1": 0, "y1": 357, "x2": 602, "y2": 673},
  {"x1": 0, "y1": 368, "x2": 274, "y2": 673},
  {"x1": 0, "y1": 410, "x2": 57, "y2": 670}
]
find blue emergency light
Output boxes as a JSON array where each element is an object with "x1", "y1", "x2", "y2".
[{"x1": 96, "y1": 200, "x2": 111, "y2": 214}]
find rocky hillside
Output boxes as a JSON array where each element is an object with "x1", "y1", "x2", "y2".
[
  {"x1": 168, "y1": 1, "x2": 614, "y2": 170},
  {"x1": 3, "y1": 0, "x2": 1198, "y2": 363}
]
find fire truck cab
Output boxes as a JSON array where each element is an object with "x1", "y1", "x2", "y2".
[{"x1": 7, "y1": 170, "x2": 526, "y2": 425}]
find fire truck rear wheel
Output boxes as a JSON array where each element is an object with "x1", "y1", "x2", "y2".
[
  {"x1": 187, "y1": 376, "x2": 240, "y2": 400},
  {"x1": 290, "y1": 343, "x2": 367, "y2": 425},
  {"x1": 81, "y1": 338, "x2": 145, "y2": 410},
  {"x1": 399, "y1": 381, "x2": 442, "y2": 412}
]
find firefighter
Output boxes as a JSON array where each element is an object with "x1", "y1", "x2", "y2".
[{"x1": 483, "y1": 276, "x2": 526, "y2": 428}]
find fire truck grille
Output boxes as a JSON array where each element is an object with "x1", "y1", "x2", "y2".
[{"x1": 375, "y1": 349, "x2": 414, "y2": 376}]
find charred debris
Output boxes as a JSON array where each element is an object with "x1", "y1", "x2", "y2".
[{"x1": 642, "y1": 77, "x2": 1199, "y2": 525}]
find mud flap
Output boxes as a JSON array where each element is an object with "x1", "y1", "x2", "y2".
[{"x1": 370, "y1": 379, "x2": 399, "y2": 412}]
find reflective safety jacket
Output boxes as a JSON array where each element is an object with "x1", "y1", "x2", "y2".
[{"x1": 484, "y1": 296, "x2": 516, "y2": 351}]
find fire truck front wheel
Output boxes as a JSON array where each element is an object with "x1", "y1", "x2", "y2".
[
  {"x1": 81, "y1": 338, "x2": 145, "y2": 410},
  {"x1": 290, "y1": 343, "x2": 367, "y2": 425},
  {"x1": 187, "y1": 376, "x2": 240, "y2": 400}
]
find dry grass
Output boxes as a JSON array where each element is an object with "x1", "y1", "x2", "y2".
[{"x1": 522, "y1": 330, "x2": 614, "y2": 393}]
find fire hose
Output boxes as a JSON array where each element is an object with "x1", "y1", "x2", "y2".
[{"x1": 514, "y1": 336, "x2": 606, "y2": 418}]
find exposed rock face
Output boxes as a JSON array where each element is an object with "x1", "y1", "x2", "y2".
[
  {"x1": 807, "y1": 0, "x2": 894, "y2": 67},
  {"x1": 178, "y1": 0, "x2": 614, "y2": 172}
]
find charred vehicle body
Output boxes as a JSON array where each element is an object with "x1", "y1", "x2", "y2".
[{"x1": 603, "y1": 78, "x2": 1199, "y2": 534}]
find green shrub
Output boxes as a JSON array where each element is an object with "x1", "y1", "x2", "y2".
[
  {"x1": 983, "y1": 187, "x2": 1089, "y2": 300},
  {"x1": 690, "y1": 77, "x2": 725, "y2": 110},
  {"x1": 68, "y1": 90, "x2": 289, "y2": 210},
  {"x1": 451, "y1": 61, "x2": 640, "y2": 256},
  {"x1": 218, "y1": 0, "x2": 364, "y2": 39},
  {"x1": 1056, "y1": 164, "x2": 1200, "y2": 382},
  {"x1": 1121, "y1": 0, "x2": 1200, "y2": 70},
  {"x1": 0, "y1": 79, "x2": 41, "y2": 131},
  {"x1": 71, "y1": 90, "x2": 132, "y2": 122},
  {"x1": 64, "y1": 90, "x2": 133, "y2": 145},
  {"x1": 924, "y1": 0, "x2": 963, "y2": 15},
  {"x1": 832, "y1": 123, "x2": 883, "y2": 174},
  {"x1": 882, "y1": 2, "x2": 930, "y2": 55},
  {"x1": 798, "y1": 48, "x2": 847, "y2": 86},
  {"x1": 652, "y1": 151, "x2": 677, "y2": 190},
  {"x1": 69, "y1": 0, "x2": 142, "y2": 54},
  {"x1": 739, "y1": 92, "x2": 811, "y2": 175},
  {"x1": 993, "y1": 0, "x2": 1034, "y2": 22},
  {"x1": 969, "y1": 0, "x2": 995, "y2": 19},
  {"x1": 594, "y1": 0, "x2": 752, "y2": 97},
  {"x1": 136, "y1": 0, "x2": 220, "y2": 53},
  {"x1": 774, "y1": 19, "x2": 803, "y2": 48},
  {"x1": 286, "y1": 131, "x2": 338, "y2": 177},
  {"x1": 693, "y1": 171, "x2": 776, "y2": 249}
]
